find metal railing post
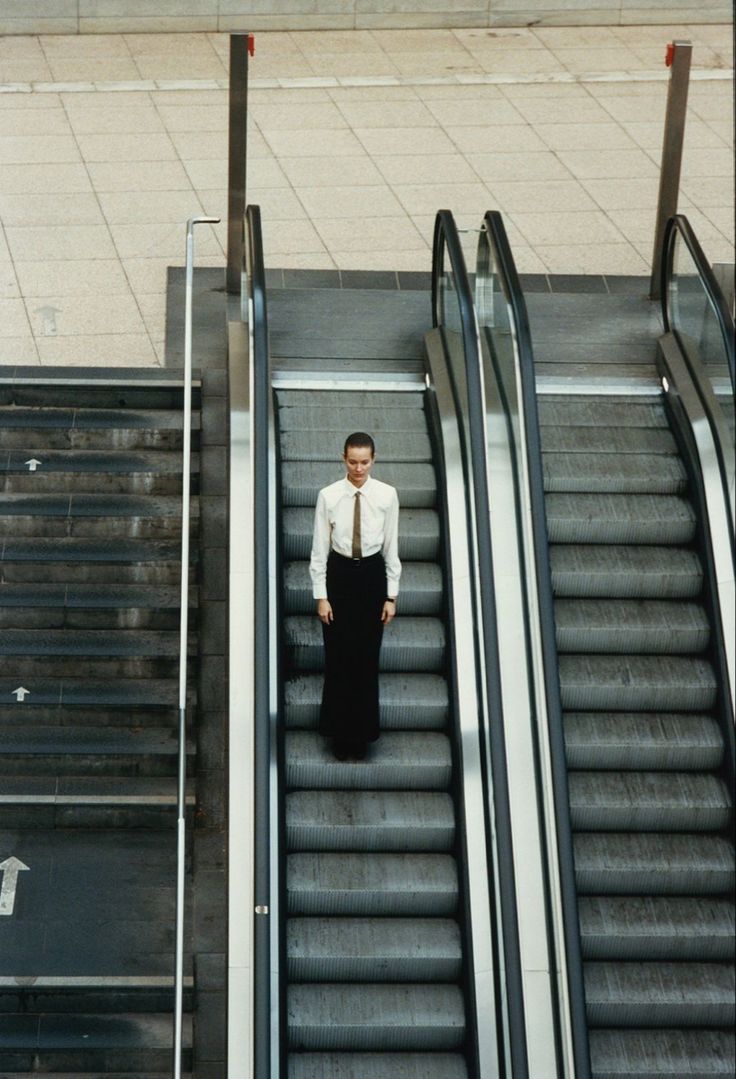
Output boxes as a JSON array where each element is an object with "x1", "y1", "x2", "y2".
[
  {"x1": 174, "y1": 214, "x2": 220, "y2": 1079},
  {"x1": 650, "y1": 40, "x2": 692, "y2": 300},
  {"x1": 227, "y1": 33, "x2": 254, "y2": 295}
]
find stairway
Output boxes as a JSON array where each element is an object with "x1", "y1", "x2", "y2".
[
  {"x1": 277, "y1": 387, "x2": 471, "y2": 1078},
  {"x1": 0, "y1": 376, "x2": 196, "y2": 1075},
  {"x1": 538, "y1": 393, "x2": 736, "y2": 1077}
]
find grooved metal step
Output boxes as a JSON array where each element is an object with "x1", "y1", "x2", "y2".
[
  {"x1": 537, "y1": 399, "x2": 667, "y2": 429},
  {"x1": 279, "y1": 403, "x2": 427, "y2": 432},
  {"x1": 555, "y1": 599, "x2": 710, "y2": 654},
  {"x1": 281, "y1": 431, "x2": 432, "y2": 462},
  {"x1": 568, "y1": 772, "x2": 731, "y2": 832},
  {"x1": 287, "y1": 1052, "x2": 468, "y2": 1079},
  {"x1": 286, "y1": 792, "x2": 455, "y2": 852},
  {"x1": 559, "y1": 655, "x2": 717, "y2": 711},
  {"x1": 550, "y1": 545, "x2": 702, "y2": 599},
  {"x1": 579, "y1": 897, "x2": 736, "y2": 960},
  {"x1": 540, "y1": 425, "x2": 676, "y2": 454},
  {"x1": 287, "y1": 918, "x2": 462, "y2": 981},
  {"x1": 282, "y1": 507, "x2": 440, "y2": 562},
  {"x1": 285, "y1": 732, "x2": 452, "y2": 790},
  {"x1": 583, "y1": 962, "x2": 735, "y2": 1027},
  {"x1": 284, "y1": 673, "x2": 448, "y2": 730},
  {"x1": 563, "y1": 713, "x2": 724, "y2": 771},
  {"x1": 573, "y1": 834, "x2": 735, "y2": 894},
  {"x1": 588, "y1": 1028, "x2": 735, "y2": 1077},
  {"x1": 542, "y1": 453, "x2": 686, "y2": 494},
  {"x1": 545, "y1": 493, "x2": 695, "y2": 545},
  {"x1": 285, "y1": 616, "x2": 445, "y2": 673},
  {"x1": 287, "y1": 853, "x2": 458, "y2": 916},
  {"x1": 287, "y1": 983, "x2": 465, "y2": 1051}
]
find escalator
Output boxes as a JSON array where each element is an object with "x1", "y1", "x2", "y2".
[{"x1": 475, "y1": 211, "x2": 735, "y2": 1078}]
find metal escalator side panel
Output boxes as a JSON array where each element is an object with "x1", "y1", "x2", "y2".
[{"x1": 424, "y1": 328, "x2": 502, "y2": 1079}]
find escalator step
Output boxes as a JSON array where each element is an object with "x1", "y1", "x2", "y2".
[
  {"x1": 579, "y1": 896, "x2": 736, "y2": 961},
  {"x1": 537, "y1": 399, "x2": 667, "y2": 429},
  {"x1": 588, "y1": 1028, "x2": 735, "y2": 1078},
  {"x1": 287, "y1": 918, "x2": 462, "y2": 981},
  {"x1": 285, "y1": 732, "x2": 452, "y2": 791},
  {"x1": 284, "y1": 561, "x2": 442, "y2": 616},
  {"x1": 280, "y1": 431, "x2": 432, "y2": 463},
  {"x1": 286, "y1": 791, "x2": 454, "y2": 852},
  {"x1": 540, "y1": 425, "x2": 676, "y2": 455},
  {"x1": 276, "y1": 391, "x2": 424, "y2": 411},
  {"x1": 550, "y1": 545, "x2": 702, "y2": 599},
  {"x1": 542, "y1": 453, "x2": 686, "y2": 495},
  {"x1": 282, "y1": 508, "x2": 440, "y2": 562},
  {"x1": 284, "y1": 616, "x2": 445, "y2": 673},
  {"x1": 546, "y1": 493, "x2": 695, "y2": 545},
  {"x1": 573, "y1": 833, "x2": 735, "y2": 894},
  {"x1": 284, "y1": 673, "x2": 449, "y2": 730},
  {"x1": 279, "y1": 403, "x2": 427, "y2": 432},
  {"x1": 564, "y1": 713, "x2": 723, "y2": 771},
  {"x1": 583, "y1": 962, "x2": 735, "y2": 1027},
  {"x1": 559, "y1": 655, "x2": 717, "y2": 711},
  {"x1": 281, "y1": 463, "x2": 436, "y2": 508},
  {"x1": 287, "y1": 853, "x2": 458, "y2": 916},
  {"x1": 288, "y1": 1052, "x2": 468, "y2": 1079},
  {"x1": 568, "y1": 772, "x2": 731, "y2": 832},
  {"x1": 287, "y1": 983, "x2": 465, "y2": 1051},
  {"x1": 555, "y1": 599, "x2": 710, "y2": 654}
]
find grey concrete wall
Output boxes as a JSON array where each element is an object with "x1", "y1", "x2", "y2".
[{"x1": 0, "y1": 0, "x2": 731, "y2": 35}]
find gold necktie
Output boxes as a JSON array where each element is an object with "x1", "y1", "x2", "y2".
[{"x1": 351, "y1": 490, "x2": 361, "y2": 559}]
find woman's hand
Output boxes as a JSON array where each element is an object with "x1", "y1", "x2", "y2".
[
  {"x1": 381, "y1": 600, "x2": 396, "y2": 625},
  {"x1": 317, "y1": 599, "x2": 333, "y2": 625}
]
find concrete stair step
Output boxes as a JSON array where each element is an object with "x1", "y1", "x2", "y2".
[
  {"x1": 546, "y1": 493, "x2": 695, "y2": 545},
  {"x1": 284, "y1": 673, "x2": 448, "y2": 730},
  {"x1": 583, "y1": 962, "x2": 735, "y2": 1027},
  {"x1": 579, "y1": 896, "x2": 736, "y2": 961},
  {"x1": 559, "y1": 655, "x2": 717, "y2": 711},
  {"x1": 283, "y1": 507, "x2": 440, "y2": 562},
  {"x1": 588, "y1": 1028, "x2": 735, "y2": 1077},
  {"x1": 0, "y1": 1013, "x2": 192, "y2": 1072},
  {"x1": 0, "y1": 775, "x2": 194, "y2": 827},
  {"x1": 555, "y1": 599, "x2": 710, "y2": 654},
  {"x1": 0, "y1": 516, "x2": 191, "y2": 541},
  {"x1": 0, "y1": 676, "x2": 179, "y2": 710},
  {"x1": 2, "y1": 448, "x2": 189, "y2": 473},
  {"x1": 282, "y1": 463, "x2": 436, "y2": 509},
  {"x1": 540, "y1": 425, "x2": 676, "y2": 454},
  {"x1": 287, "y1": 853, "x2": 458, "y2": 916},
  {"x1": 573, "y1": 833, "x2": 735, "y2": 894},
  {"x1": 280, "y1": 430, "x2": 432, "y2": 462},
  {"x1": 542, "y1": 453, "x2": 686, "y2": 495},
  {"x1": 285, "y1": 732, "x2": 452, "y2": 791},
  {"x1": 287, "y1": 918, "x2": 462, "y2": 982},
  {"x1": 287, "y1": 1053, "x2": 467, "y2": 1079},
  {"x1": 0, "y1": 628, "x2": 185, "y2": 657},
  {"x1": 537, "y1": 398, "x2": 667, "y2": 429},
  {"x1": 287, "y1": 984, "x2": 465, "y2": 1051},
  {"x1": 287, "y1": 791, "x2": 454, "y2": 852},
  {"x1": 285, "y1": 616, "x2": 445, "y2": 673},
  {"x1": 563, "y1": 713, "x2": 724, "y2": 771},
  {"x1": 0, "y1": 657, "x2": 182, "y2": 680},
  {"x1": 550, "y1": 545, "x2": 702, "y2": 599},
  {"x1": 0, "y1": 380, "x2": 193, "y2": 411},
  {"x1": 568, "y1": 772, "x2": 731, "y2": 832},
  {"x1": 0, "y1": 725, "x2": 192, "y2": 776},
  {"x1": 0, "y1": 583, "x2": 193, "y2": 609},
  {"x1": 0, "y1": 493, "x2": 194, "y2": 520},
  {"x1": 284, "y1": 561, "x2": 442, "y2": 616}
]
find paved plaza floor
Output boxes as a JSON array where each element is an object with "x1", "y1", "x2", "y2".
[{"x1": 0, "y1": 24, "x2": 733, "y2": 366}]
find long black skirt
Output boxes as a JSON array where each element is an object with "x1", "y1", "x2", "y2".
[{"x1": 319, "y1": 550, "x2": 386, "y2": 746}]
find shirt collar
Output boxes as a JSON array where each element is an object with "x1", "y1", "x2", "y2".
[{"x1": 342, "y1": 475, "x2": 373, "y2": 496}]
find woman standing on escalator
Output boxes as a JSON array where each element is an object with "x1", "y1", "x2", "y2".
[{"x1": 309, "y1": 432, "x2": 401, "y2": 761}]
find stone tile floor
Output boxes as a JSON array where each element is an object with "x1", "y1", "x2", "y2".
[{"x1": 0, "y1": 24, "x2": 733, "y2": 365}]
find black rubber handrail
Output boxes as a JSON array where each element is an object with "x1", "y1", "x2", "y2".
[
  {"x1": 480, "y1": 209, "x2": 592, "y2": 1079},
  {"x1": 244, "y1": 203, "x2": 273, "y2": 1079},
  {"x1": 661, "y1": 213, "x2": 735, "y2": 394},
  {"x1": 431, "y1": 209, "x2": 529, "y2": 1079}
]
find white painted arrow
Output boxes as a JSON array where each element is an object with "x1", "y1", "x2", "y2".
[
  {"x1": 25, "y1": 459, "x2": 42, "y2": 472},
  {"x1": 12, "y1": 687, "x2": 30, "y2": 702},
  {"x1": 0, "y1": 857, "x2": 30, "y2": 916}
]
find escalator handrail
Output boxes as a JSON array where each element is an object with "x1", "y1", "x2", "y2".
[
  {"x1": 244, "y1": 203, "x2": 273, "y2": 1079},
  {"x1": 479, "y1": 209, "x2": 592, "y2": 1079},
  {"x1": 661, "y1": 213, "x2": 736, "y2": 394},
  {"x1": 431, "y1": 209, "x2": 529, "y2": 1079}
]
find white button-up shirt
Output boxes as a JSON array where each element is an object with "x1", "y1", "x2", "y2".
[{"x1": 309, "y1": 475, "x2": 401, "y2": 600}]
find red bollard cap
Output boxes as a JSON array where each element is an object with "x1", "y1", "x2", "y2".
[
  {"x1": 665, "y1": 42, "x2": 674, "y2": 67},
  {"x1": 248, "y1": 34, "x2": 255, "y2": 57}
]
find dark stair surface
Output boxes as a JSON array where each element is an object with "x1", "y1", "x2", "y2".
[
  {"x1": 539, "y1": 392, "x2": 736, "y2": 1078},
  {"x1": 277, "y1": 386, "x2": 471, "y2": 1078},
  {"x1": 0, "y1": 377, "x2": 196, "y2": 1074}
]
